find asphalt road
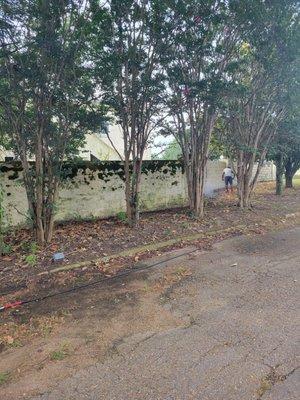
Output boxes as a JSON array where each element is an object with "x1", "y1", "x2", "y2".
[{"x1": 31, "y1": 227, "x2": 300, "y2": 400}]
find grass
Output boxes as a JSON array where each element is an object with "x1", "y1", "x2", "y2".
[
  {"x1": 49, "y1": 344, "x2": 69, "y2": 361},
  {"x1": 0, "y1": 372, "x2": 10, "y2": 386}
]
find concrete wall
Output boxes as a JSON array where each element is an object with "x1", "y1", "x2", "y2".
[{"x1": 0, "y1": 160, "x2": 275, "y2": 227}]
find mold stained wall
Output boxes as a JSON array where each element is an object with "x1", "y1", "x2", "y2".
[{"x1": 0, "y1": 160, "x2": 275, "y2": 227}]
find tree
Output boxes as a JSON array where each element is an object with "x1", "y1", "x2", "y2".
[
  {"x1": 272, "y1": 106, "x2": 300, "y2": 193},
  {"x1": 222, "y1": 58, "x2": 286, "y2": 207},
  {"x1": 0, "y1": 0, "x2": 108, "y2": 243},
  {"x1": 285, "y1": 148, "x2": 300, "y2": 188},
  {"x1": 93, "y1": 0, "x2": 166, "y2": 226},
  {"x1": 161, "y1": 0, "x2": 240, "y2": 217},
  {"x1": 218, "y1": 0, "x2": 299, "y2": 207}
]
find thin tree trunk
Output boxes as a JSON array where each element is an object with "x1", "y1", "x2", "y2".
[
  {"x1": 194, "y1": 163, "x2": 205, "y2": 217},
  {"x1": 237, "y1": 151, "x2": 254, "y2": 208},
  {"x1": 0, "y1": 181, "x2": 4, "y2": 255},
  {"x1": 185, "y1": 158, "x2": 206, "y2": 218},
  {"x1": 44, "y1": 178, "x2": 59, "y2": 243},
  {"x1": 124, "y1": 154, "x2": 132, "y2": 224},
  {"x1": 35, "y1": 125, "x2": 45, "y2": 244},
  {"x1": 275, "y1": 153, "x2": 284, "y2": 194},
  {"x1": 128, "y1": 158, "x2": 142, "y2": 226}
]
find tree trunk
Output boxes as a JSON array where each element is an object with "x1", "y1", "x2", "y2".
[
  {"x1": 237, "y1": 151, "x2": 254, "y2": 208},
  {"x1": 285, "y1": 172, "x2": 294, "y2": 188},
  {"x1": 193, "y1": 163, "x2": 205, "y2": 218},
  {"x1": 185, "y1": 158, "x2": 205, "y2": 218},
  {"x1": 124, "y1": 157, "x2": 142, "y2": 227},
  {"x1": 0, "y1": 181, "x2": 5, "y2": 255},
  {"x1": 35, "y1": 126, "x2": 45, "y2": 244},
  {"x1": 44, "y1": 177, "x2": 59, "y2": 243},
  {"x1": 274, "y1": 153, "x2": 284, "y2": 195},
  {"x1": 238, "y1": 172, "x2": 251, "y2": 208},
  {"x1": 284, "y1": 158, "x2": 294, "y2": 189}
]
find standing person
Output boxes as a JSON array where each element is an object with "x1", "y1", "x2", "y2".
[{"x1": 222, "y1": 165, "x2": 235, "y2": 193}]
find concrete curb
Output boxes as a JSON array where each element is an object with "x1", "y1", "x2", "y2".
[
  {"x1": 38, "y1": 224, "x2": 247, "y2": 276},
  {"x1": 38, "y1": 211, "x2": 300, "y2": 277}
]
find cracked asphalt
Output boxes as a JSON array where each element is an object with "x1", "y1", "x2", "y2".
[{"x1": 31, "y1": 227, "x2": 299, "y2": 400}]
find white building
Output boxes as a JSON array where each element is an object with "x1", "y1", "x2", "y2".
[{"x1": 0, "y1": 125, "x2": 152, "y2": 162}]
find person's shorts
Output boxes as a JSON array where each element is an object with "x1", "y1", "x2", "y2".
[{"x1": 225, "y1": 176, "x2": 233, "y2": 186}]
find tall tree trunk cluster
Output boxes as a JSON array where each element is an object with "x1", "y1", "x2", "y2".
[
  {"x1": 176, "y1": 107, "x2": 217, "y2": 218},
  {"x1": 227, "y1": 71, "x2": 283, "y2": 208},
  {"x1": 110, "y1": 1, "x2": 163, "y2": 227},
  {"x1": 275, "y1": 153, "x2": 300, "y2": 193}
]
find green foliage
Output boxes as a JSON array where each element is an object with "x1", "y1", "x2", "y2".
[
  {"x1": 0, "y1": 372, "x2": 10, "y2": 386},
  {"x1": 50, "y1": 344, "x2": 69, "y2": 361},
  {"x1": 116, "y1": 211, "x2": 127, "y2": 223},
  {"x1": 0, "y1": 0, "x2": 111, "y2": 242},
  {"x1": 217, "y1": 1, "x2": 299, "y2": 162},
  {"x1": 91, "y1": 0, "x2": 168, "y2": 225},
  {"x1": 22, "y1": 241, "x2": 38, "y2": 254},
  {"x1": 160, "y1": 141, "x2": 181, "y2": 160},
  {"x1": 1, "y1": 243, "x2": 12, "y2": 255},
  {"x1": 25, "y1": 254, "x2": 37, "y2": 267}
]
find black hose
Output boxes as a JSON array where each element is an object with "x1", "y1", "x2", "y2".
[{"x1": 1, "y1": 247, "x2": 199, "y2": 312}]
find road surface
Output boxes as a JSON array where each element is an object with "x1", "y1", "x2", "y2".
[{"x1": 31, "y1": 227, "x2": 299, "y2": 400}]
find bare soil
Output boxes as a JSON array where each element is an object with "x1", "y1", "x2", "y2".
[{"x1": 1, "y1": 183, "x2": 299, "y2": 303}]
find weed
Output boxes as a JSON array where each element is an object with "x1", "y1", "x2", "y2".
[
  {"x1": 50, "y1": 344, "x2": 69, "y2": 361},
  {"x1": 21, "y1": 241, "x2": 38, "y2": 253},
  {"x1": 116, "y1": 211, "x2": 127, "y2": 222},
  {"x1": 0, "y1": 372, "x2": 10, "y2": 386},
  {"x1": 25, "y1": 254, "x2": 37, "y2": 266},
  {"x1": 1, "y1": 243, "x2": 12, "y2": 255},
  {"x1": 29, "y1": 241, "x2": 38, "y2": 254}
]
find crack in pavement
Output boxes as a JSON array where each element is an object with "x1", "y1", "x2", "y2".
[{"x1": 256, "y1": 364, "x2": 300, "y2": 399}]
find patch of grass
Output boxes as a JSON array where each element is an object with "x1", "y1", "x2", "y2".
[
  {"x1": 50, "y1": 344, "x2": 69, "y2": 361},
  {"x1": 0, "y1": 372, "x2": 10, "y2": 386},
  {"x1": 1, "y1": 243, "x2": 12, "y2": 255},
  {"x1": 25, "y1": 254, "x2": 37, "y2": 266},
  {"x1": 116, "y1": 211, "x2": 127, "y2": 223}
]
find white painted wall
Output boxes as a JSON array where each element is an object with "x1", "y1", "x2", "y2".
[{"x1": 1, "y1": 160, "x2": 276, "y2": 227}]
